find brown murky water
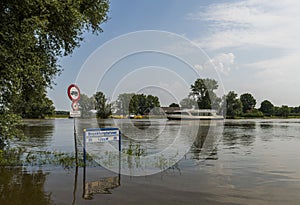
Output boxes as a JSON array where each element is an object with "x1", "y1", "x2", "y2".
[{"x1": 1, "y1": 118, "x2": 300, "y2": 204}]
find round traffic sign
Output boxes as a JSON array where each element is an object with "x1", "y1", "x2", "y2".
[
  {"x1": 67, "y1": 84, "x2": 80, "y2": 101},
  {"x1": 71, "y1": 101, "x2": 79, "y2": 111}
]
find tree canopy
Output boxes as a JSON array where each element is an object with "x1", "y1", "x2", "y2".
[
  {"x1": 0, "y1": 0, "x2": 109, "y2": 145},
  {"x1": 240, "y1": 93, "x2": 256, "y2": 113},
  {"x1": 190, "y1": 78, "x2": 220, "y2": 109},
  {"x1": 259, "y1": 100, "x2": 274, "y2": 116},
  {"x1": 223, "y1": 91, "x2": 242, "y2": 118},
  {"x1": 115, "y1": 93, "x2": 135, "y2": 115},
  {"x1": 94, "y1": 91, "x2": 111, "y2": 119},
  {"x1": 78, "y1": 93, "x2": 95, "y2": 117},
  {"x1": 129, "y1": 94, "x2": 160, "y2": 115}
]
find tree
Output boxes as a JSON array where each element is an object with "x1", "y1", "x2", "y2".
[
  {"x1": 259, "y1": 100, "x2": 274, "y2": 116},
  {"x1": 190, "y1": 78, "x2": 220, "y2": 109},
  {"x1": 115, "y1": 93, "x2": 135, "y2": 115},
  {"x1": 12, "y1": 87, "x2": 55, "y2": 118},
  {"x1": 180, "y1": 97, "x2": 197, "y2": 109},
  {"x1": 290, "y1": 106, "x2": 300, "y2": 116},
  {"x1": 146, "y1": 95, "x2": 160, "y2": 112},
  {"x1": 169, "y1": 103, "x2": 179, "y2": 108},
  {"x1": 146, "y1": 95, "x2": 160, "y2": 115},
  {"x1": 0, "y1": 0, "x2": 109, "y2": 146},
  {"x1": 275, "y1": 105, "x2": 290, "y2": 118},
  {"x1": 94, "y1": 92, "x2": 112, "y2": 119},
  {"x1": 223, "y1": 91, "x2": 242, "y2": 118},
  {"x1": 129, "y1": 94, "x2": 160, "y2": 115},
  {"x1": 79, "y1": 94, "x2": 95, "y2": 117},
  {"x1": 240, "y1": 93, "x2": 256, "y2": 113},
  {"x1": 129, "y1": 94, "x2": 146, "y2": 115}
]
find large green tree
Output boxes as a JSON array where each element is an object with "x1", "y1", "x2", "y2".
[
  {"x1": 0, "y1": 0, "x2": 109, "y2": 145},
  {"x1": 190, "y1": 78, "x2": 221, "y2": 109},
  {"x1": 115, "y1": 93, "x2": 135, "y2": 115},
  {"x1": 78, "y1": 93, "x2": 95, "y2": 117},
  {"x1": 129, "y1": 94, "x2": 160, "y2": 115},
  {"x1": 94, "y1": 91, "x2": 111, "y2": 119},
  {"x1": 240, "y1": 93, "x2": 256, "y2": 113},
  {"x1": 259, "y1": 100, "x2": 274, "y2": 116},
  {"x1": 223, "y1": 91, "x2": 242, "y2": 118}
]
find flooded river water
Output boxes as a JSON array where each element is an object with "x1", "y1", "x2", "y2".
[{"x1": 1, "y1": 118, "x2": 300, "y2": 204}]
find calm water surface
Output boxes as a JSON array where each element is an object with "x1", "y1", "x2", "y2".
[{"x1": 1, "y1": 118, "x2": 300, "y2": 204}]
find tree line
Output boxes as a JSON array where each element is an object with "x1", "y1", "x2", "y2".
[
  {"x1": 172, "y1": 78, "x2": 300, "y2": 118},
  {"x1": 78, "y1": 92, "x2": 161, "y2": 118}
]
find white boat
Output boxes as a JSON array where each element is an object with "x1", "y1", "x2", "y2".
[{"x1": 166, "y1": 109, "x2": 224, "y2": 120}]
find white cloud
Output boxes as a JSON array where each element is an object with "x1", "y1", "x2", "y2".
[
  {"x1": 194, "y1": 64, "x2": 203, "y2": 70},
  {"x1": 190, "y1": 0, "x2": 300, "y2": 50},
  {"x1": 207, "y1": 53, "x2": 235, "y2": 74},
  {"x1": 248, "y1": 52, "x2": 300, "y2": 83},
  {"x1": 195, "y1": 53, "x2": 235, "y2": 75}
]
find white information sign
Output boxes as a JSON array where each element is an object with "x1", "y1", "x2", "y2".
[
  {"x1": 70, "y1": 110, "x2": 81, "y2": 118},
  {"x1": 84, "y1": 128, "x2": 120, "y2": 143}
]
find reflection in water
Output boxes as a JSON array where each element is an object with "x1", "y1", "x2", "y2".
[
  {"x1": 0, "y1": 167, "x2": 52, "y2": 205},
  {"x1": 20, "y1": 120, "x2": 55, "y2": 148},
  {"x1": 222, "y1": 121, "x2": 256, "y2": 148},
  {"x1": 188, "y1": 121, "x2": 223, "y2": 161},
  {"x1": 80, "y1": 119, "x2": 218, "y2": 176},
  {"x1": 260, "y1": 121, "x2": 274, "y2": 129},
  {"x1": 78, "y1": 118, "x2": 225, "y2": 176},
  {"x1": 83, "y1": 173, "x2": 120, "y2": 198}
]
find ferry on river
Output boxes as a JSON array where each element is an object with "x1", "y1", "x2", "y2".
[{"x1": 166, "y1": 109, "x2": 224, "y2": 120}]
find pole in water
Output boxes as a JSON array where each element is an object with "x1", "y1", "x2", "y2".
[
  {"x1": 74, "y1": 117, "x2": 78, "y2": 166},
  {"x1": 119, "y1": 130, "x2": 122, "y2": 180},
  {"x1": 83, "y1": 129, "x2": 86, "y2": 166}
]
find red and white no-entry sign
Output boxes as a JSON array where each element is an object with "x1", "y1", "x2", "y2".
[
  {"x1": 72, "y1": 101, "x2": 79, "y2": 111},
  {"x1": 67, "y1": 84, "x2": 81, "y2": 102}
]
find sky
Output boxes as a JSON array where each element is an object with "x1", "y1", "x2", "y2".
[{"x1": 48, "y1": 0, "x2": 300, "y2": 110}]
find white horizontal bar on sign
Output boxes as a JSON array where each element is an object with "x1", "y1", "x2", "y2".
[
  {"x1": 85, "y1": 130, "x2": 119, "y2": 137},
  {"x1": 86, "y1": 135, "x2": 119, "y2": 143}
]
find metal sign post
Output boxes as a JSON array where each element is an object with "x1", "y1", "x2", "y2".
[{"x1": 67, "y1": 84, "x2": 81, "y2": 165}]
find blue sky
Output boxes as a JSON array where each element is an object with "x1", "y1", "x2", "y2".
[{"x1": 49, "y1": 0, "x2": 300, "y2": 110}]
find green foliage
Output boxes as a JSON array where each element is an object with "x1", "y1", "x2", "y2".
[
  {"x1": 0, "y1": 147, "x2": 23, "y2": 166},
  {"x1": 129, "y1": 94, "x2": 160, "y2": 115},
  {"x1": 259, "y1": 100, "x2": 275, "y2": 116},
  {"x1": 79, "y1": 93, "x2": 95, "y2": 117},
  {"x1": 169, "y1": 103, "x2": 179, "y2": 107},
  {"x1": 0, "y1": 0, "x2": 109, "y2": 145},
  {"x1": 94, "y1": 91, "x2": 112, "y2": 118},
  {"x1": 190, "y1": 78, "x2": 221, "y2": 109},
  {"x1": 180, "y1": 97, "x2": 197, "y2": 109},
  {"x1": 275, "y1": 105, "x2": 290, "y2": 118},
  {"x1": 240, "y1": 93, "x2": 256, "y2": 113},
  {"x1": 0, "y1": 114, "x2": 24, "y2": 150},
  {"x1": 115, "y1": 93, "x2": 135, "y2": 115},
  {"x1": 55, "y1": 110, "x2": 69, "y2": 117},
  {"x1": 290, "y1": 106, "x2": 300, "y2": 116},
  {"x1": 15, "y1": 94, "x2": 55, "y2": 118},
  {"x1": 223, "y1": 91, "x2": 242, "y2": 118},
  {"x1": 241, "y1": 109, "x2": 264, "y2": 118}
]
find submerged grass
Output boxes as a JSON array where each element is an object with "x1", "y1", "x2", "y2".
[{"x1": 0, "y1": 148, "x2": 97, "y2": 169}]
